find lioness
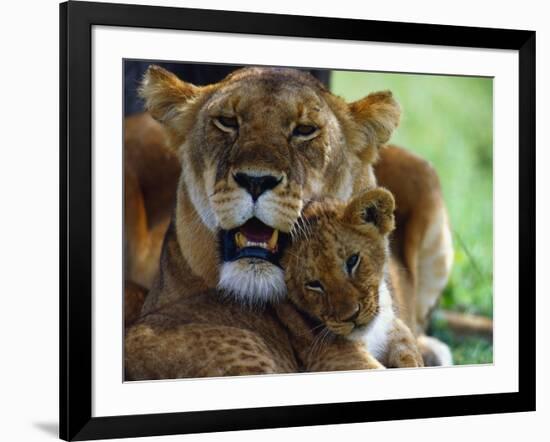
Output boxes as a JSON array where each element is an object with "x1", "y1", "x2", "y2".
[{"x1": 125, "y1": 66, "x2": 453, "y2": 379}]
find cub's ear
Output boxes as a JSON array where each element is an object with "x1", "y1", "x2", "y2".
[
  {"x1": 343, "y1": 188, "x2": 395, "y2": 235},
  {"x1": 348, "y1": 91, "x2": 401, "y2": 149},
  {"x1": 139, "y1": 65, "x2": 199, "y2": 126}
]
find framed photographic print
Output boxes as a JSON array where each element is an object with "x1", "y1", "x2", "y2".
[{"x1": 60, "y1": 1, "x2": 535, "y2": 440}]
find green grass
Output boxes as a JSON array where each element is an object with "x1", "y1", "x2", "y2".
[{"x1": 331, "y1": 71, "x2": 493, "y2": 365}]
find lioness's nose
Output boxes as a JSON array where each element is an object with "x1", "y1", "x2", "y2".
[{"x1": 233, "y1": 173, "x2": 282, "y2": 201}]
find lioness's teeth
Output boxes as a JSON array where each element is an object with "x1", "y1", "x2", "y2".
[
  {"x1": 235, "y1": 229, "x2": 279, "y2": 252},
  {"x1": 235, "y1": 232, "x2": 247, "y2": 249},
  {"x1": 268, "y1": 230, "x2": 279, "y2": 250},
  {"x1": 246, "y1": 241, "x2": 268, "y2": 248}
]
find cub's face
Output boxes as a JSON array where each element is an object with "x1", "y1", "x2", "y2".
[
  {"x1": 140, "y1": 66, "x2": 400, "y2": 304},
  {"x1": 282, "y1": 189, "x2": 395, "y2": 336}
]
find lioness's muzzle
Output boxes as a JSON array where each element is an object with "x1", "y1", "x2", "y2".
[{"x1": 220, "y1": 217, "x2": 289, "y2": 265}]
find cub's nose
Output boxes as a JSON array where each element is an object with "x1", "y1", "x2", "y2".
[
  {"x1": 233, "y1": 173, "x2": 282, "y2": 201},
  {"x1": 338, "y1": 304, "x2": 360, "y2": 323}
]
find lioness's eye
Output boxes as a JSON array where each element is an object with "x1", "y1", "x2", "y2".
[
  {"x1": 305, "y1": 280, "x2": 325, "y2": 293},
  {"x1": 293, "y1": 125, "x2": 318, "y2": 137},
  {"x1": 346, "y1": 253, "x2": 361, "y2": 275},
  {"x1": 214, "y1": 116, "x2": 239, "y2": 131}
]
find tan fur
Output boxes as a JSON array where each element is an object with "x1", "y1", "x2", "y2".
[
  {"x1": 125, "y1": 66, "x2": 452, "y2": 379},
  {"x1": 126, "y1": 289, "x2": 298, "y2": 379},
  {"x1": 273, "y1": 300, "x2": 385, "y2": 372},
  {"x1": 124, "y1": 280, "x2": 147, "y2": 328},
  {"x1": 375, "y1": 146, "x2": 454, "y2": 364},
  {"x1": 375, "y1": 146, "x2": 454, "y2": 332},
  {"x1": 280, "y1": 189, "x2": 423, "y2": 369},
  {"x1": 125, "y1": 113, "x2": 181, "y2": 288}
]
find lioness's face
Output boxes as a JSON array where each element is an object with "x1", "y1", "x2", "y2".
[
  {"x1": 206, "y1": 78, "x2": 334, "y2": 232},
  {"x1": 141, "y1": 66, "x2": 400, "y2": 304}
]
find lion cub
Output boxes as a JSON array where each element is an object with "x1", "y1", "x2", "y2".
[{"x1": 279, "y1": 188, "x2": 424, "y2": 370}]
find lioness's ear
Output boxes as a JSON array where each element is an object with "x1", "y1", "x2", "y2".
[
  {"x1": 348, "y1": 91, "x2": 401, "y2": 148},
  {"x1": 139, "y1": 65, "x2": 199, "y2": 125},
  {"x1": 343, "y1": 188, "x2": 395, "y2": 235}
]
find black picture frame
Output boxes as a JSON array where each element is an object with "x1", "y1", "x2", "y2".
[{"x1": 60, "y1": 1, "x2": 536, "y2": 440}]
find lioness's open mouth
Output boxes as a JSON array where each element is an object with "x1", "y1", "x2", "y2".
[{"x1": 220, "y1": 218, "x2": 289, "y2": 265}]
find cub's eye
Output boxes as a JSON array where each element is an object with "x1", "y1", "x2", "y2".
[
  {"x1": 214, "y1": 116, "x2": 239, "y2": 131},
  {"x1": 346, "y1": 253, "x2": 361, "y2": 275},
  {"x1": 305, "y1": 280, "x2": 325, "y2": 293},
  {"x1": 293, "y1": 124, "x2": 318, "y2": 137}
]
